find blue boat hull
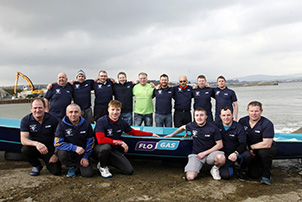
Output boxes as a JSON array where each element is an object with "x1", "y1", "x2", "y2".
[{"x1": 0, "y1": 118, "x2": 302, "y2": 159}]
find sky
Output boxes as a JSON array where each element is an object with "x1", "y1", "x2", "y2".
[{"x1": 0, "y1": 0, "x2": 302, "y2": 86}]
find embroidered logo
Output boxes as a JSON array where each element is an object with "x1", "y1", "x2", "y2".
[
  {"x1": 107, "y1": 129, "x2": 113, "y2": 136},
  {"x1": 65, "y1": 129, "x2": 73, "y2": 137},
  {"x1": 55, "y1": 89, "x2": 61, "y2": 94},
  {"x1": 75, "y1": 84, "x2": 80, "y2": 89},
  {"x1": 29, "y1": 124, "x2": 37, "y2": 132}
]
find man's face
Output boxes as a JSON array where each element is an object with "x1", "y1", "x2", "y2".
[
  {"x1": 247, "y1": 105, "x2": 263, "y2": 122},
  {"x1": 217, "y1": 78, "x2": 226, "y2": 89},
  {"x1": 66, "y1": 105, "x2": 81, "y2": 123},
  {"x1": 139, "y1": 74, "x2": 147, "y2": 85},
  {"x1": 118, "y1": 74, "x2": 126, "y2": 85},
  {"x1": 108, "y1": 106, "x2": 121, "y2": 121},
  {"x1": 99, "y1": 72, "x2": 108, "y2": 83},
  {"x1": 197, "y1": 78, "x2": 206, "y2": 88},
  {"x1": 77, "y1": 74, "x2": 86, "y2": 83},
  {"x1": 220, "y1": 109, "x2": 233, "y2": 126},
  {"x1": 57, "y1": 73, "x2": 68, "y2": 86},
  {"x1": 194, "y1": 110, "x2": 207, "y2": 126},
  {"x1": 31, "y1": 100, "x2": 45, "y2": 119},
  {"x1": 179, "y1": 76, "x2": 187, "y2": 87},
  {"x1": 160, "y1": 76, "x2": 168, "y2": 88}
]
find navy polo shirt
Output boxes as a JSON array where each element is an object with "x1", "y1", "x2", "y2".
[
  {"x1": 55, "y1": 116, "x2": 93, "y2": 149},
  {"x1": 95, "y1": 115, "x2": 132, "y2": 141},
  {"x1": 186, "y1": 121, "x2": 221, "y2": 154},
  {"x1": 173, "y1": 85, "x2": 193, "y2": 111},
  {"x1": 73, "y1": 79, "x2": 94, "y2": 109},
  {"x1": 94, "y1": 79, "x2": 113, "y2": 108},
  {"x1": 113, "y1": 81, "x2": 134, "y2": 113},
  {"x1": 44, "y1": 83, "x2": 73, "y2": 119},
  {"x1": 20, "y1": 112, "x2": 59, "y2": 150},
  {"x1": 193, "y1": 87, "x2": 214, "y2": 114},
  {"x1": 154, "y1": 87, "x2": 174, "y2": 115},
  {"x1": 213, "y1": 87, "x2": 237, "y2": 119},
  {"x1": 239, "y1": 116, "x2": 275, "y2": 146},
  {"x1": 215, "y1": 120, "x2": 246, "y2": 155}
]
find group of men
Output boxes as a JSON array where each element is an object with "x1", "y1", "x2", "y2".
[{"x1": 19, "y1": 70, "x2": 277, "y2": 185}]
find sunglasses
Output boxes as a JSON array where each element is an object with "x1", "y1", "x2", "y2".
[{"x1": 179, "y1": 80, "x2": 187, "y2": 83}]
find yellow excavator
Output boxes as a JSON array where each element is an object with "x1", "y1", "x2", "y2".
[{"x1": 14, "y1": 72, "x2": 44, "y2": 98}]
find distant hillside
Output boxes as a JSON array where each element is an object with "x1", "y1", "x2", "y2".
[{"x1": 232, "y1": 73, "x2": 302, "y2": 82}]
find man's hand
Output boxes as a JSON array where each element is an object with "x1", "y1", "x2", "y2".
[
  {"x1": 80, "y1": 158, "x2": 89, "y2": 167},
  {"x1": 197, "y1": 151, "x2": 207, "y2": 160},
  {"x1": 46, "y1": 83, "x2": 53, "y2": 90},
  {"x1": 164, "y1": 134, "x2": 173, "y2": 138},
  {"x1": 228, "y1": 153, "x2": 237, "y2": 162},
  {"x1": 121, "y1": 142, "x2": 129, "y2": 153},
  {"x1": 36, "y1": 143, "x2": 48, "y2": 155},
  {"x1": 250, "y1": 149, "x2": 255, "y2": 157},
  {"x1": 49, "y1": 154, "x2": 58, "y2": 163},
  {"x1": 75, "y1": 146, "x2": 85, "y2": 155}
]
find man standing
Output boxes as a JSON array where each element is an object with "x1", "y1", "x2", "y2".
[
  {"x1": 165, "y1": 108, "x2": 225, "y2": 181},
  {"x1": 94, "y1": 70, "x2": 114, "y2": 121},
  {"x1": 153, "y1": 74, "x2": 174, "y2": 127},
  {"x1": 20, "y1": 98, "x2": 61, "y2": 176},
  {"x1": 44, "y1": 72, "x2": 73, "y2": 120},
  {"x1": 93, "y1": 100, "x2": 159, "y2": 178},
  {"x1": 132, "y1": 72, "x2": 154, "y2": 126},
  {"x1": 113, "y1": 72, "x2": 135, "y2": 125},
  {"x1": 173, "y1": 75, "x2": 193, "y2": 127},
  {"x1": 213, "y1": 76, "x2": 238, "y2": 121},
  {"x1": 55, "y1": 103, "x2": 94, "y2": 178},
  {"x1": 215, "y1": 107, "x2": 252, "y2": 181},
  {"x1": 239, "y1": 101, "x2": 277, "y2": 185},
  {"x1": 193, "y1": 75, "x2": 214, "y2": 123},
  {"x1": 72, "y1": 70, "x2": 94, "y2": 123}
]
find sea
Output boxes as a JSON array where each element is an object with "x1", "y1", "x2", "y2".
[{"x1": 0, "y1": 82, "x2": 301, "y2": 133}]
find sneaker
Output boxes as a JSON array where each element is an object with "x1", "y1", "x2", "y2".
[
  {"x1": 238, "y1": 171, "x2": 247, "y2": 182},
  {"x1": 260, "y1": 177, "x2": 271, "y2": 185},
  {"x1": 97, "y1": 162, "x2": 112, "y2": 178},
  {"x1": 30, "y1": 165, "x2": 43, "y2": 176},
  {"x1": 210, "y1": 165, "x2": 221, "y2": 180},
  {"x1": 66, "y1": 167, "x2": 76, "y2": 178}
]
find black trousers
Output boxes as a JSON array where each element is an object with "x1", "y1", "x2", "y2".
[
  {"x1": 21, "y1": 145, "x2": 61, "y2": 175},
  {"x1": 174, "y1": 110, "x2": 192, "y2": 128},
  {"x1": 57, "y1": 150, "x2": 93, "y2": 177},
  {"x1": 248, "y1": 144, "x2": 278, "y2": 179},
  {"x1": 93, "y1": 144, "x2": 134, "y2": 175}
]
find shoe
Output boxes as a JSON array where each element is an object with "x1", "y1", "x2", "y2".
[
  {"x1": 260, "y1": 177, "x2": 271, "y2": 185},
  {"x1": 210, "y1": 165, "x2": 221, "y2": 180},
  {"x1": 30, "y1": 165, "x2": 43, "y2": 176},
  {"x1": 238, "y1": 171, "x2": 247, "y2": 182},
  {"x1": 66, "y1": 167, "x2": 76, "y2": 178},
  {"x1": 97, "y1": 162, "x2": 112, "y2": 178}
]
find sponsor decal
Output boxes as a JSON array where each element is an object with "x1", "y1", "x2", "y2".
[
  {"x1": 205, "y1": 134, "x2": 210, "y2": 137},
  {"x1": 135, "y1": 140, "x2": 180, "y2": 151},
  {"x1": 229, "y1": 133, "x2": 235, "y2": 137},
  {"x1": 224, "y1": 93, "x2": 228, "y2": 96},
  {"x1": 80, "y1": 130, "x2": 86, "y2": 134},
  {"x1": 45, "y1": 125, "x2": 51, "y2": 128},
  {"x1": 205, "y1": 92, "x2": 209, "y2": 94},
  {"x1": 255, "y1": 130, "x2": 261, "y2": 133},
  {"x1": 85, "y1": 84, "x2": 88, "y2": 87}
]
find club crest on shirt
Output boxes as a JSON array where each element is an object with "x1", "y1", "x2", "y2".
[
  {"x1": 192, "y1": 130, "x2": 198, "y2": 137},
  {"x1": 29, "y1": 124, "x2": 37, "y2": 132},
  {"x1": 98, "y1": 84, "x2": 102, "y2": 89},
  {"x1": 75, "y1": 84, "x2": 80, "y2": 89},
  {"x1": 195, "y1": 92, "x2": 200, "y2": 96},
  {"x1": 158, "y1": 90, "x2": 162, "y2": 94},
  {"x1": 178, "y1": 87, "x2": 182, "y2": 92},
  {"x1": 216, "y1": 91, "x2": 220, "y2": 95},
  {"x1": 127, "y1": 85, "x2": 131, "y2": 88},
  {"x1": 55, "y1": 89, "x2": 61, "y2": 94},
  {"x1": 244, "y1": 126, "x2": 248, "y2": 131},
  {"x1": 65, "y1": 129, "x2": 73, "y2": 137},
  {"x1": 107, "y1": 129, "x2": 113, "y2": 136}
]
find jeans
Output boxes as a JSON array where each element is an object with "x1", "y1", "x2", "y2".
[
  {"x1": 134, "y1": 113, "x2": 153, "y2": 126},
  {"x1": 155, "y1": 113, "x2": 172, "y2": 127},
  {"x1": 120, "y1": 112, "x2": 133, "y2": 125}
]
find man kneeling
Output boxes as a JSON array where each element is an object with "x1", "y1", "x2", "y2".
[
  {"x1": 165, "y1": 108, "x2": 225, "y2": 180},
  {"x1": 93, "y1": 100, "x2": 159, "y2": 178}
]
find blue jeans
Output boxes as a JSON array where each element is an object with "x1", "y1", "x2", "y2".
[
  {"x1": 155, "y1": 113, "x2": 172, "y2": 127},
  {"x1": 120, "y1": 112, "x2": 133, "y2": 126},
  {"x1": 134, "y1": 113, "x2": 153, "y2": 126}
]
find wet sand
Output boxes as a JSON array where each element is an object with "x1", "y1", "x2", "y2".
[{"x1": 0, "y1": 152, "x2": 302, "y2": 202}]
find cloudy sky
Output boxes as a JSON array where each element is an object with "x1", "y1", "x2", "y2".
[{"x1": 0, "y1": 0, "x2": 301, "y2": 86}]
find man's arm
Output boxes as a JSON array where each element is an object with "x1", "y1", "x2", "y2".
[
  {"x1": 164, "y1": 125, "x2": 186, "y2": 137},
  {"x1": 197, "y1": 140, "x2": 223, "y2": 160},
  {"x1": 44, "y1": 98, "x2": 50, "y2": 113},
  {"x1": 233, "y1": 101, "x2": 238, "y2": 121},
  {"x1": 250, "y1": 138, "x2": 273, "y2": 150},
  {"x1": 21, "y1": 131, "x2": 48, "y2": 155}
]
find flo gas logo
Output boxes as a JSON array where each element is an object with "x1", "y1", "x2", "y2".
[{"x1": 135, "y1": 140, "x2": 179, "y2": 151}]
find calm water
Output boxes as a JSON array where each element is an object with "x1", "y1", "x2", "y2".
[{"x1": 0, "y1": 82, "x2": 301, "y2": 133}]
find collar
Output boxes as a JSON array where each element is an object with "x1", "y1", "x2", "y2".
[{"x1": 178, "y1": 85, "x2": 188, "y2": 89}]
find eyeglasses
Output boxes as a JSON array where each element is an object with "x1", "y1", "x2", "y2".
[{"x1": 179, "y1": 80, "x2": 187, "y2": 83}]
